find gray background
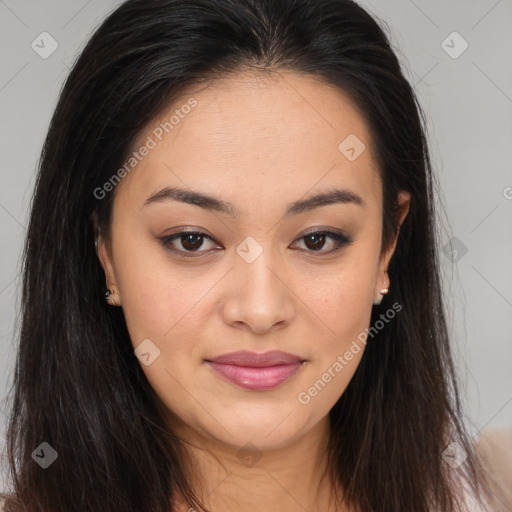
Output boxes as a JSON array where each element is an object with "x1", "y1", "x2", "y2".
[{"x1": 1, "y1": 0, "x2": 511, "y2": 491}]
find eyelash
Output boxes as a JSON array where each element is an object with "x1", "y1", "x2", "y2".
[{"x1": 159, "y1": 229, "x2": 353, "y2": 258}]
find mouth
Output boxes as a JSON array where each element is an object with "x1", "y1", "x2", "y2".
[{"x1": 204, "y1": 350, "x2": 306, "y2": 391}]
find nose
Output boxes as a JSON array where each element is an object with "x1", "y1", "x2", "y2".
[{"x1": 221, "y1": 247, "x2": 296, "y2": 334}]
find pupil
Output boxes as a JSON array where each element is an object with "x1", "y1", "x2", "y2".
[{"x1": 305, "y1": 233, "x2": 325, "y2": 250}]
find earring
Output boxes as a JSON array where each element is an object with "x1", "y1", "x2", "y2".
[
  {"x1": 105, "y1": 287, "x2": 117, "y2": 306},
  {"x1": 373, "y1": 285, "x2": 389, "y2": 306}
]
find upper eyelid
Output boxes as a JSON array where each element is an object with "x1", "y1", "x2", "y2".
[
  {"x1": 164, "y1": 228, "x2": 347, "y2": 241},
  {"x1": 161, "y1": 229, "x2": 351, "y2": 252}
]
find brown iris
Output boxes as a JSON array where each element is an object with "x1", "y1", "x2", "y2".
[
  {"x1": 303, "y1": 233, "x2": 326, "y2": 251},
  {"x1": 180, "y1": 233, "x2": 204, "y2": 251}
]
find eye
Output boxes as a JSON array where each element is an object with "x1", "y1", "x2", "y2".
[
  {"x1": 159, "y1": 231, "x2": 219, "y2": 257},
  {"x1": 292, "y1": 230, "x2": 353, "y2": 254},
  {"x1": 159, "y1": 229, "x2": 353, "y2": 258}
]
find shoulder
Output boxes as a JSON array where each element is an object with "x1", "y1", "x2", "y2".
[
  {"x1": 449, "y1": 474, "x2": 490, "y2": 512},
  {"x1": 0, "y1": 493, "x2": 18, "y2": 512},
  {"x1": 459, "y1": 488, "x2": 488, "y2": 512},
  {"x1": 474, "y1": 427, "x2": 512, "y2": 511}
]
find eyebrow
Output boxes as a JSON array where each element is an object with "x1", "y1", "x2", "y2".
[{"x1": 142, "y1": 186, "x2": 365, "y2": 217}]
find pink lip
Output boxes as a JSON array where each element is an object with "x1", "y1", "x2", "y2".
[{"x1": 205, "y1": 350, "x2": 306, "y2": 391}]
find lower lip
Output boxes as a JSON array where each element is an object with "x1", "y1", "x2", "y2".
[{"x1": 205, "y1": 361, "x2": 304, "y2": 390}]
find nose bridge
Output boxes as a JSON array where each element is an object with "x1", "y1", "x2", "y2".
[
  {"x1": 222, "y1": 236, "x2": 294, "y2": 331},
  {"x1": 235, "y1": 236, "x2": 283, "y2": 297}
]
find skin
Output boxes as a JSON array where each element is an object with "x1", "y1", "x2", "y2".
[{"x1": 97, "y1": 69, "x2": 410, "y2": 512}]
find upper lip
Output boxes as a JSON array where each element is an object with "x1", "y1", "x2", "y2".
[{"x1": 206, "y1": 350, "x2": 305, "y2": 367}]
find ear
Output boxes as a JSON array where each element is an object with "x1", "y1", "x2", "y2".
[
  {"x1": 373, "y1": 190, "x2": 411, "y2": 305},
  {"x1": 95, "y1": 231, "x2": 122, "y2": 307}
]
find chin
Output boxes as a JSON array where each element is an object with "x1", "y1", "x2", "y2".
[{"x1": 200, "y1": 408, "x2": 313, "y2": 452}]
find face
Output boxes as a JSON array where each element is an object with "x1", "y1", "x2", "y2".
[{"x1": 97, "y1": 70, "x2": 410, "y2": 452}]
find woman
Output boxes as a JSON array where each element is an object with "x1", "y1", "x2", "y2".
[{"x1": 1, "y1": 0, "x2": 493, "y2": 510}]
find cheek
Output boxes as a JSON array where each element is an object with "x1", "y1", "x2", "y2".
[
  {"x1": 119, "y1": 269, "x2": 209, "y2": 351},
  {"x1": 296, "y1": 266, "x2": 375, "y2": 411},
  {"x1": 111, "y1": 231, "x2": 205, "y2": 348},
  {"x1": 305, "y1": 256, "x2": 376, "y2": 341}
]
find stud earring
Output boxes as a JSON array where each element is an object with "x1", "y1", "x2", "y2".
[
  {"x1": 105, "y1": 287, "x2": 117, "y2": 306},
  {"x1": 373, "y1": 285, "x2": 389, "y2": 306}
]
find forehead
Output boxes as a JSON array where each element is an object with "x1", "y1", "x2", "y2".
[{"x1": 116, "y1": 69, "x2": 381, "y2": 214}]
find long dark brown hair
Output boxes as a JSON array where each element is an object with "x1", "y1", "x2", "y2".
[{"x1": 1, "y1": 0, "x2": 492, "y2": 510}]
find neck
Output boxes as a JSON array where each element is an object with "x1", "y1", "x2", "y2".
[{"x1": 169, "y1": 415, "x2": 344, "y2": 512}]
